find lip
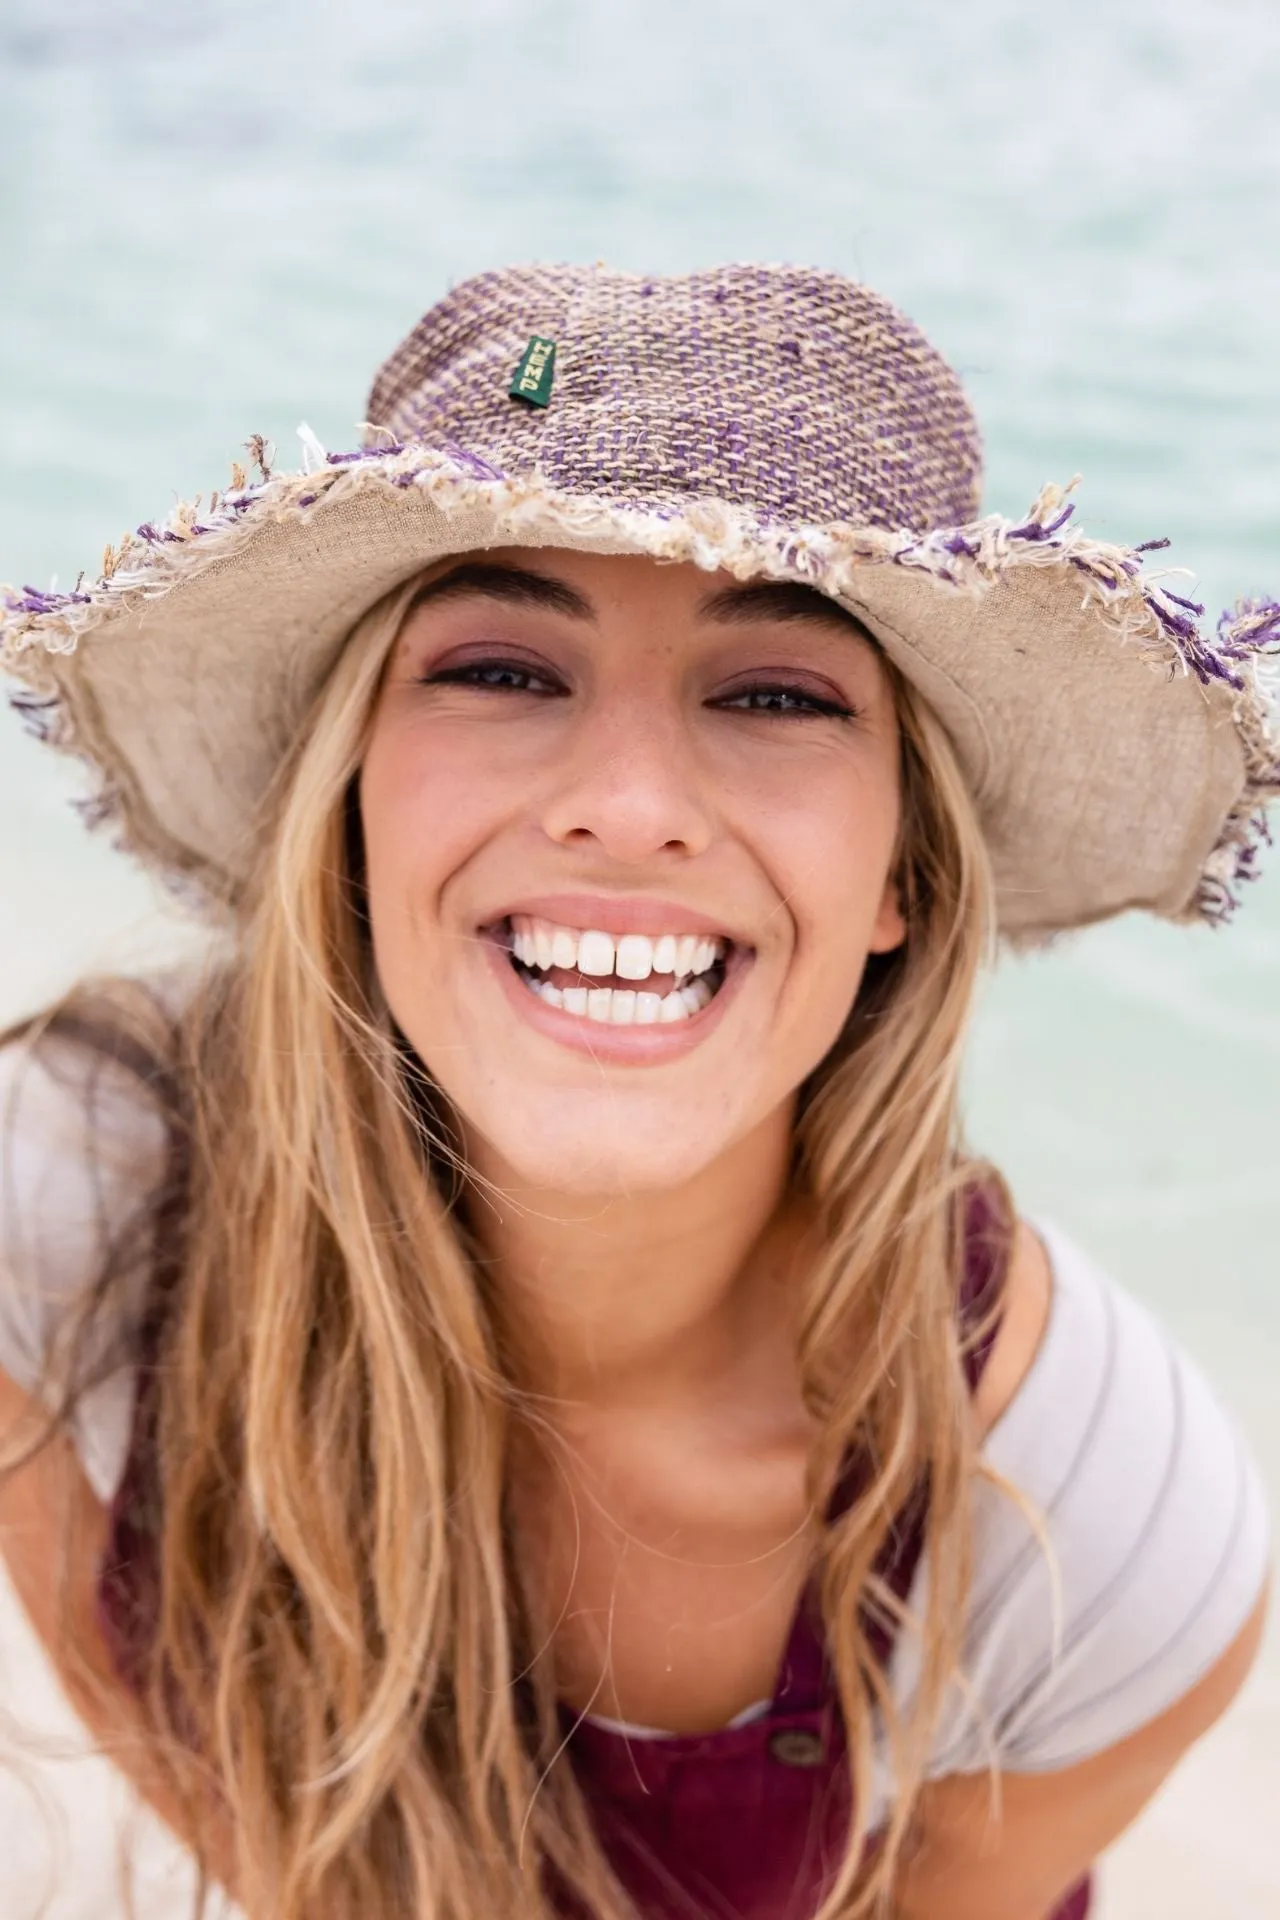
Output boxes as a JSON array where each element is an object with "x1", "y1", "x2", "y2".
[
  {"x1": 483, "y1": 892, "x2": 751, "y2": 943},
  {"x1": 484, "y1": 933, "x2": 753, "y2": 1064}
]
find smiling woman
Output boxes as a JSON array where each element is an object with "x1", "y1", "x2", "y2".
[
  {"x1": 360, "y1": 553, "x2": 909, "y2": 1184},
  {"x1": 0, "y1": 264, "x2": 1275, "y2": 1920}
]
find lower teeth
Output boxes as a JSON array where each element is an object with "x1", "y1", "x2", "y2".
[{"x1": 515, "y1": 965, "x2": 718, "y2": 1025}]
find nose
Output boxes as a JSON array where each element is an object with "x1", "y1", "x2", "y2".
[{"x1": 538, "y1": 692, "x2": 715, "y2": 864}]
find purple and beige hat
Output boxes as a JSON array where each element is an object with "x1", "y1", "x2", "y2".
[{"x1": 3, "y1": 262, "x2": 1278, "y2": 942}]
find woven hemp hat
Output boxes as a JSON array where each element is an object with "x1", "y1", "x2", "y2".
[{"x1": 3, "y1": 262, "x2": 1278, "y2": 942}]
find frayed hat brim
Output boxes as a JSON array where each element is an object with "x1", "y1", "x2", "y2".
[{"x1": 3, "y1": 435, "x2": 1278, "y2": 942}]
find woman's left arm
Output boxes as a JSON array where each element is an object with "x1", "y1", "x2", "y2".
[
  {"x1": 889, "y1": 1217, "x2": 1272, "y2": 1919},
  {"x1": 895, "y1": 1579, "x2": 1269, "y2": 1920}
]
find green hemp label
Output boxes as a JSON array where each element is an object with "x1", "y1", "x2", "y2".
[{"x1": 509, "y1": 335, "x2": 557, "y2": 408}]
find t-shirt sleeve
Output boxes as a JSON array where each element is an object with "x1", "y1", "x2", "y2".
[
  {"x1": 891, "y1": 1222, "x2": 1272, "y2": 1778},
  {"x1": 0, "y1": 1031, "x2": 168, "y2": 1504}
]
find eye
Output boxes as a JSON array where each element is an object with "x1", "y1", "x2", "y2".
[
  {"x1": 419, "y1": 656, "x2": 564, "y2": 695},
  {"x1": 712, "y1": 682, "x2": 857, "y2": 720}
]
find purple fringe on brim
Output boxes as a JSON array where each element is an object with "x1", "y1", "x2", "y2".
[
  {"x1": 1191, "y1": 596, "x2": 1280, "y2": 920},
  {"x1": 2, "y1": 441, "x2": 1278, "y2": 934}
]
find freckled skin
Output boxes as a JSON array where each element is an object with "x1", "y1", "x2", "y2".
[{"x1": 359, "y1": 547, "x2": 906, "y2": 1199}]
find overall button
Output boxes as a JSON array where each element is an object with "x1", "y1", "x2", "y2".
[{"x1": 767, "y1": 1728, "x2": 825, "y2": 1768}]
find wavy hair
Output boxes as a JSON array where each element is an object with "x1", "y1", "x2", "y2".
[{"x1": 2, "y1": 563, "x2": 1003, "y2": 1920}]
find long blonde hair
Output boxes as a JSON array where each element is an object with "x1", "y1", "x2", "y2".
[{"x1": 4, "y1": 564, "x2": 1001, "y2": 1919}]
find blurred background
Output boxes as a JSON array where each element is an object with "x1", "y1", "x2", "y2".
[{"x1": 1, "y1": 0, "x2": 1277, "y2": 1910}]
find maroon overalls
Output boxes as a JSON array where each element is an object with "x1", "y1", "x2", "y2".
[
  {"x1": 558, "y1": 1559, "x2": 1091, "y2": 1920},
  {"x1": 554, "y1": 1188, "x2": 1093, "y2": 1920}
]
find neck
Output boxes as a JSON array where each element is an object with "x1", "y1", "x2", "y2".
[{"x1": 466, "y1": 1106, "x2": 805, "y2": 1421}]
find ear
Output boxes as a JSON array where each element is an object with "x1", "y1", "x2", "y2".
[{"x1": 867, "y1": 872, "x2": 907, "y2": 955}]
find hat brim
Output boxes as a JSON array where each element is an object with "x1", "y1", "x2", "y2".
[{"x1": 3, "y1": 440, "x2": 1278, "y2": 942}]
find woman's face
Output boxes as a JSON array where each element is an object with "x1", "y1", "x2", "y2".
[{"x1": 360, "y1": 548, "x2": 906, "y2": 1194}]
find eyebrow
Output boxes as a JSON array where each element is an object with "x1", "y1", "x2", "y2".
[
  {"x1": 408, "y1": 562, "x2": 593, "y2": 620},
  {"x1": 408, "y1": 561, "x2": 871, "y2": 639},
  {"x1": 697, "y1": 579, "x2": 872, "y2": 636}
]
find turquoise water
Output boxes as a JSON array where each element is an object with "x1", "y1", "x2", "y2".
[{"x1": 2, "y1": 1, "x2": 1278, "y2": 1905}]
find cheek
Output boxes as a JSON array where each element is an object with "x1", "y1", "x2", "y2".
[
  {"x1": 359, "y1": 719, "x2": 506, "y2": 925},
  {"x1": 359, "y1": 727, "x2": 500, "y2": 1069},
  {"x1": 758, "y1": 760, "x2": 901, "y2": 935},
  {"x1": 358, "y1": 731, "x2": 433, "y2": 950},
  {"x1": 750, "y1": 759, "x2": 902, "y2": 1029}
]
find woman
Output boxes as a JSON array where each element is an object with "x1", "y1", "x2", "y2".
[{"x1": 0, "y1": 264, "x2": 1274, "y2": 1920}]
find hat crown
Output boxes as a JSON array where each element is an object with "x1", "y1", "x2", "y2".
[{"x1": 366, "y1": 263, "x2": 984, "y2": 534}]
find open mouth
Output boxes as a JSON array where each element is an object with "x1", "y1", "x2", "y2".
[{"x1": 495, "y1": 914, "x2": 735, "y2": 1026}]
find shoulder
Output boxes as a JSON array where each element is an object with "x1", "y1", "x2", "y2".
[
  {"x1": 0, "y1": 1018, "x2": 172, "y2": 1334},
  {"x1": 0, "y1": 1003, "x2": 176, "y2": 1502},
  {"x1": 909, "y1": 1220, "x2": 1272, "y2": 1777},
  {"x1": 971, "y1": 1215, "x2": 1052, "y2": 1437}
]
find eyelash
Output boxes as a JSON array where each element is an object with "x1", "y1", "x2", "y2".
[{"x1": 422, "y1": 660, "x2": 858, "y2": 721}]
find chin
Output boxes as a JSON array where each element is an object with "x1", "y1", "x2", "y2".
[{"x1": 464, "y1": 1098, "x2": 741, "y2": 1199}]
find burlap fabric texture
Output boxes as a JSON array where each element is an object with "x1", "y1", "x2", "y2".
[{"x1": 3, "y1": 262, "x2": 1278, "y2": 941}]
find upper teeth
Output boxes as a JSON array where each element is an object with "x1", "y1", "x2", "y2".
[{"x1": 509, "y1": 917, "x2": 724, "y2": 981}]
